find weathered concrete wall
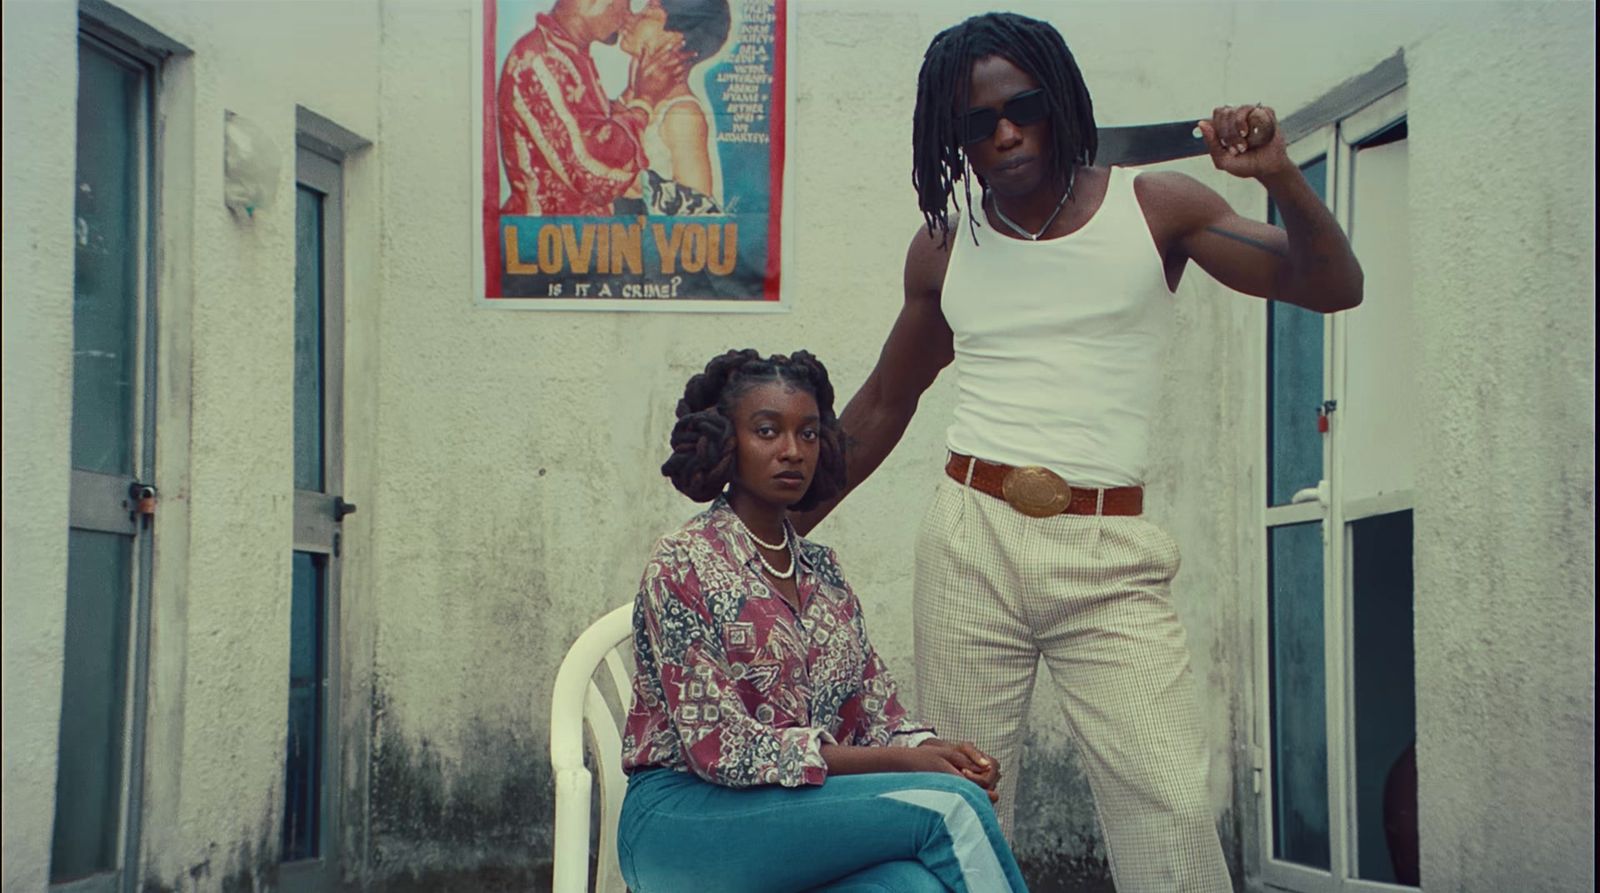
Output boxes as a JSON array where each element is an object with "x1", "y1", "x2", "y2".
[
  {"x1": 1, "y1": 0, "x2": 385, "y2": 889},
  {"x1": 2, "y1": 1, "x2": 1592, "y2": 891},
  {"x1": 109, "y1": 1, "x2": 383, "y2": 889},
  {"x1": 363, "y1": 2, "x2": 1594, "y2": 889},
  {"x1": 1, "y1": 2, "x2": 79, "y2": 890},
  {"x1": 354, "y1": 1, "x2": 1254, "y2": 886},
  {"x1": 1406, "y1": 4, "x2": 1596, "y2": 890}
]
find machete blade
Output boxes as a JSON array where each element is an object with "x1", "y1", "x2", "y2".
[{"x1": 1096, "y1": 120, "x2": 1207, "y2": 167}]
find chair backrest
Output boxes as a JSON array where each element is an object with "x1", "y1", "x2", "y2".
[{"x1": 549, "y1": 602, "x2": 636, "y2": 893}]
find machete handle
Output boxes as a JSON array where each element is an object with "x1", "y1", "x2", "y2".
[
  {"x1": 1192, "y1": 106, "x2": 1277, "y2": 150},
  {"x1": 1246, "y1": 105, "x2": 1276, "y2": 149}
]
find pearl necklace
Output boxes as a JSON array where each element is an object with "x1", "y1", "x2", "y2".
[
  {"x1": 730, "y1": 508, "x2": 795, "y2": 579},
  {"x1": 989, "y1": 184, "x2": 1071, "y2": 241},
  {"x1": 753, "y1": 537, "x2": 797, "y2": 581},
  {"x1": 730, "y1": 510, "x2": 788, "y2": 551}
]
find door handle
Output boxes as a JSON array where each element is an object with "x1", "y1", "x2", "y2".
[
  {"x1": 334, "y1": 497, "x2": 358, "y2": 521},
  {"x1": 1290, "y1": 481, "x2": 1329, "y2": 507}
]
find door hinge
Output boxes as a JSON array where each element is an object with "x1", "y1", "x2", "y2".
[
  {"x1": 333, "y1": 531, "x2": 342, "y2": 558},
  {"x1": 1251, "y1": 745, "x2": 1265, "y2": 796}
]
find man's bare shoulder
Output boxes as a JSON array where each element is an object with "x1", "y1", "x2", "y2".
[
  {"x1": 904, "y1": 218, "x2": 956, "y2": 305},
  {"x1": 1132, "y1": 169, "x2": 1236, "y2": 256},
  {"x1": 1133, "y1": 170, "x2": 1229, "y2": 223},
  {"x1": 906, "y1": 215, "x2": 958, "y2": 255}
]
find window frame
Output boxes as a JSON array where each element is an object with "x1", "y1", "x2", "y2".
[
  {"x1": 53, "y1": 5, "x2": 186, "y2": 889},
  {"x1": 278, "y1": 132, "x2": 353, "y2": 893},
  {"x1": 56, "y1": 28, "x2": 153, "y2": 893},
  {"x1": 1253, "y1": 76, "x2": 1414, "y2": 893}
]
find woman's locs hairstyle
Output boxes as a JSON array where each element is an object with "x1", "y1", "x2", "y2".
[
  {"x1": 911, "y1": 11, "x2": 1098, "y2": 245},
  {"x1": 661, "y1": 349, "x2": 847, "y2": 511}
]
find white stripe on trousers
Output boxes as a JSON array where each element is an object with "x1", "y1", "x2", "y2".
[{"x1": 913, "y1": 475, "x2": 1233, "y2": 892}]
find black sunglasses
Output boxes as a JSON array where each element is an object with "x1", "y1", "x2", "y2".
[{"x1": 960, "y1": 89, "x2": 1049, "y2": 144}]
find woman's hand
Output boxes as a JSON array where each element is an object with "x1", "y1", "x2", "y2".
[
  {"x1": 898, "y1": 743, "x2": 966, "y2": 777},
  {"x1": 820, "y1": 741, "x2": 1004, "y2": 803},
  {"x1": 915, "y1": 739, "x2": 1002, "y2": 804},
  {"x1": 954, "y1": 741, "x2": 1002, "y2": 794}
]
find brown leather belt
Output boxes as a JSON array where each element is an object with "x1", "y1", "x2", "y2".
[{"x1": 945, "y1": 453, "x2": 1144, "y2": 517}]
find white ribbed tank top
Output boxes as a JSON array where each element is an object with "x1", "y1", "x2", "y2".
[{"x1": 941, "y1": 166, "x2": 1174, "y2": 487}]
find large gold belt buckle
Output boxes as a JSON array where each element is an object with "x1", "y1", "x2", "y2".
[{"x1": 1001, "y1": 465, "x2": 1074, "y2": 518}]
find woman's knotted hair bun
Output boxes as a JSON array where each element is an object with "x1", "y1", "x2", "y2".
[{"x1": 661, "y1": 409, "x2": 736, "y2": 502}]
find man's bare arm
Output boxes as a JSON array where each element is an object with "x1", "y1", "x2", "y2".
[
  {"x1": 1142, "y1": 105, "x2": 1363, "y2": 314},
  {"x1": 1255, "y1": 161, "x2": 1363, "y2": 312},
  {"x1": 792, "y1": 227, "x2": 955, "y2": 535}
]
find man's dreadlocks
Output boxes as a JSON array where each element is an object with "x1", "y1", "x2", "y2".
[{"x1": 911, "y1": 12, "x2": 1097, "y2": 244}]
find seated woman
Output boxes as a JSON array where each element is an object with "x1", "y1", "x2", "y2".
[{"x1": 618, "y1": 349, "x2": 1029, "y2": 892}]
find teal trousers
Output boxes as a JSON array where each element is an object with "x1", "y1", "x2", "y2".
[{"x1": 618, "y1": 768, "x2": 1029, "y2": 892}]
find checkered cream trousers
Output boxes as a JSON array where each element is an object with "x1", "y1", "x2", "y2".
[{"x1": 913, "y1": 473, "x2": 1233, "y2": 892}]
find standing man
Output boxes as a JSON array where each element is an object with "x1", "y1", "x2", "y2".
[
  {"x1": 795, "y1": 12, "x2": 1362, "y2": 892},
  {"x1": 497, "y1": 0, "x2": 686, "y2": 216}
]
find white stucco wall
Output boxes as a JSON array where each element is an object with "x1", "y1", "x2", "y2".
[
  {"x1": 121, "y1": 3, "x2": 385, "y2": 886},
  {"x1": 1, "y1": 1, "x2": 1592, "y2": 891},
  {"x1": 2, "y1": 0, "x2": 385, "y2": 888},
  {"x1": 1405, "y1": 4, "x2": 1595, "y2": 889},
  {"x1": 359, "y1": 1, "x2": 1286, "y2": 883},
  {"x1": 2, "y1": 2, "x2": 79, "y2": 890},
  {"x1": 119, "y1": 3, "x2": 383, "y2": 886}
]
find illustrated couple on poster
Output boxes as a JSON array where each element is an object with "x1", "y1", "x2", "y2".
[{"x1": 496, "y1": 0, "x2": 732, "y2": 220}]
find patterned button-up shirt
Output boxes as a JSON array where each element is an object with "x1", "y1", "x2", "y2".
[
  {"x1": 497, "y1": 14, "x2": 648, "y2": 216},
  {"x1": 622, "y1": 497, "x2": 934, "y2": 787}
]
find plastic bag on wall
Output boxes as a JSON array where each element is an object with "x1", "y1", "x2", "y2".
[{"x1": 224, "y1": 111, "x2": 281, "y2": 218}]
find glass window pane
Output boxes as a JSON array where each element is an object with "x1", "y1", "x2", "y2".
[
  {"x1": 71, "y1": 43, "x2": 142, "y2": 475},
  {"x1": 1266, "y1": 157, "x2": 1327, "y2": 507},
  {"x1": 51, "y1": 529, "x2": 134, "y2": 881},
  {"x1": 282, "y1": 551, "x2": 327, "y2": 861},
  {"x1": 1350, "y1": 510, "x2": 1418, "y2": 885},
  {"x1": 1342, "y1": 135, "x2": 1416, "y2": 506},
  {"x1": 294, "y1": 187, "x2": 326, "y2": 493},
  {"x1": 1267, "y1": 302, "x2": 1324, "y2": 506},
  {"x1": 1269, "y1": 521, "x2": 1329, "y2": 869}
]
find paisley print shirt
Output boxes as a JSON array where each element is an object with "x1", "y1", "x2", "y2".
[{"x1": 621, "y1": 497, "x2": 934, "y2": 787}]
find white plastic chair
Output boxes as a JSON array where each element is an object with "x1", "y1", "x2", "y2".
[{"x1": 549, "y1": 602, "x2": 636, "y2": 893}]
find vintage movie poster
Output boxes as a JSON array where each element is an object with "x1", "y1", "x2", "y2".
[{"x1": 475, "y1": 0, "x2": 789, "y2": 311}]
